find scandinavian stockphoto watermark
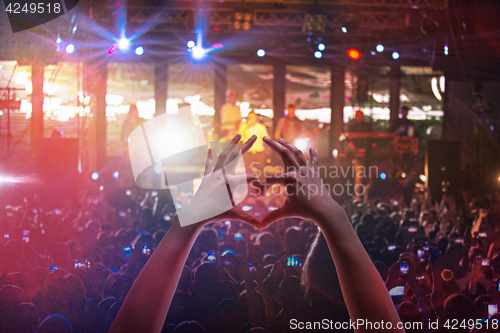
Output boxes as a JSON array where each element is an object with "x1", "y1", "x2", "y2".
[
  {"x1": 4, "y1": 0, "x2": 80, "y2": 33},
  {"x1": 249, "y1": 163, "x2": 379, "y2": 198},
  {"x1": 127, "y1": 105, "x2": 249, "y2": 227}
]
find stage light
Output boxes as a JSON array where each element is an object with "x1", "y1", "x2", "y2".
[
  {"x1": 420, "y1": 174, "x2": 427, "y2": 182},
  {"x1": 332, "y1": 149, "x2": 338, "y2": 158},
  {"x1": 118, "y1": 38, "x2": 130, "y2": 51},
  {"x1": 444, "y1": 45, "x2": 449, "y2": 56},
  {"x1": 376, "y1": 44, "x2": 384, "y2": 52},
  {"x1": 371, "y1": 51, "x2": 376, "y2": 55},
  {"x1": 401, "y1": 172, "x2": 406, "y2": 178},
  {"x1": 214, "y1": 27, "x2": 219, "y2": 31},
  {"x1": 0, "y1": 176, "x2": 17, "y2": 183},
  {"x1": 187, "y1": 40, "x2": 195, "y2": 48},
  {"x1": 126, "y1": 189, "x2": 132, "y2": 195},
  {"x1": 113, "y1": 171, "x2": 119, "y2": 179},
  {"x1": 257, "y1": 49, "x2": 265, "y2": 57},
  {"x1": 341, "y1": 26, "x2": 347, "y2": 33},
  {"x1": 99, "y1": 186, "x2": 104, "y2": 191},
  {"x1": 91, "y1": 172, "x2": 99, "y2": 180},
  {"x1": 347, "y1": 48, "x2": 361, "y2": 60},
  {"x1": 380, "y1": 173, "x2": 387, "y2": 180},
  {"x1": 490, "y1": 126, "x2": 494, "y2": 131},
  {"x1": 191, "y1": 46, "x2": 206, "y2": 60},
  {"x1": 72, "y1": 24, "x2": 77, "y2": 34},
  {"x1": 56, "y1": 35, "x2": 61, "y2": 51},
  {"x1": 295, "y1": 139, "x2": 307, "y2": 151},
  {"x1": 115, "y1": 2, "x2": 120, "y2": 6},
  {"x1": 318, "y1": 43, "x2": 325, "y2": 51},
  {"x1": 135, "y1": 47, "x2": 144, "y2": 55},
  {"x1": 66, "y1": 44, "x2": 75, "y2": 54},
  {"x1": 431, "y1": 77, "x2": 442, "y2": 101},
  {"x1": 314, "y1": 51, "x2": 322, "y2": 58},
  {"x1": 56, "y1": 36, "x2": 61, "y2": 44},
  {"x1": 392, "y1": 51, "x2": 400, "y2": 59},
  {"x1": 212, "y1": 43, "x2": 223, "y2": 48},
  {"x1": 108, "y1": 45, "x2": 117, "y2": 55}
]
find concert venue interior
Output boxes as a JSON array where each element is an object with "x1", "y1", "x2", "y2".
[{"x1": 1, "y1": 1, "x2": 500, "y2": 332}]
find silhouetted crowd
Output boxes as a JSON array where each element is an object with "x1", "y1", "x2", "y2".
[{"x1": 1, "y1": 185, "x2": 500, "y2": 333}]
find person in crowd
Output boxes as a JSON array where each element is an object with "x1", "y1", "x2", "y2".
[
  {"x1": 274, "y1": 104, "x2": 306, "y2": 144},
  {"x1": 239, "y1": 111, "x2": 269, "y2": 180},
  {"x1": 390, "y1": 106, "x2": 419, "y2": 138},
  {"x1": 220, "y1": 91, "x2": 242, "y2": 138},
  {"x1": 121, "y1": 104, "x2": 145, "y2": 148}
]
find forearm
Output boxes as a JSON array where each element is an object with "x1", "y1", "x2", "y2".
[
  {"x1": 110, "y1": 216, "x2": 203, "y2": 333},
  {"x1": 317, "y1": 203, "x2": 404, "y2": 333}
]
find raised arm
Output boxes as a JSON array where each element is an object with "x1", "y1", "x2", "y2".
[
  {"x1": 259, "y1": 137, "x2": 404, "y2": 333},
  {"x1": 110, "y1": 134, "x2": 260, "y2": 333}
]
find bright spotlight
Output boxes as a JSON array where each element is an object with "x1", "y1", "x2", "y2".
[
  {"x1": 314, "y1": 51, "x2": 322, "y2": 58},
  {"x1": 72, "y1": 24, "x2": 77, "y2": 34},
  {"x1": 257, "y1": 49, "x2": 265, "y2": 57},
  {"x1": 380, "y1": 173, "x2": 387, "y2": 180},
  {"x1": 0, "y1": 176, "x2": 18, "y2": 183},
  {"x1": 332, "y1": 149, "x2": 338, "y2": 158},
  {"x1": 91, "y1": 172, "x2": 99, "y2": 180},
  {"x1": 135, "y1": 47, "x2": 144, "y2": 55},
  {"x1": 191, "y1": 46, "x2": 206, "y2": 60},
  {"x1": 419, "y1": 174, "x2": 427, "y2": 182},
  {"x1": 118, "y1": 38, "x2": 130, "y2": 51},
  {"x1": 341, "y1": 26, "x2": 347, "y2": 33},
  {"x1": 187, "y1": 40, "x2": 195, "y2": 48},
  {"x1": 294, "y1": 139, "x2": 307, "y2": 151},
  {"x1": 318, "y1": 43, "x2": 325, "y2": 51},
  {"x1": 371, "y1": 51, "x2": 376, "y2": 55},
  {"x1": 66, "y1": 44, "x2": 75, "y2": 54},
  {"x1": 376, "y1": 44, "x2": 384, "y2": 52},
  {"x1": 113, "y1": 171, "x2": 119, "y2": 179},
  {"x1": 392, "y1": 51, "x2": 400, "y2": 59}
]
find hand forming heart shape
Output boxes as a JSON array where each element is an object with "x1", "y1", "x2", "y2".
[{"x1": 184, "y1": 134, "x2": 338, "y2": 230}]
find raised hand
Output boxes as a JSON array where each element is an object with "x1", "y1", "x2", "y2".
[
  {"x1": 257, "y1": 137, "x2": 339, "y2": 229},
  {"x1": 178, "y1": 134, "x2": 261, "y2": 229}
]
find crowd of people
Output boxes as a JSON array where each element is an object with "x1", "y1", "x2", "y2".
[{"x1": 1, "y1": 135, "x2": 500, "y2": 333}]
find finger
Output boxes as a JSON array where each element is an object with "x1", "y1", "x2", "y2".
[
  {"x1": 260, "y1": 206, "x2": 289, "y2": 229},
  {"x1": 263, "y1": 137, "x2": 300, "y2": 171},
  {"x1": 214, "y1": 134, "x2": 241, "y2": 171},
  {"x1": 259, "y1": 173, "x2": 293, "y2": 197},
  {"x1": 277, "y1": 138, "x2": 307, "y2": 166},
  {"x1": 204, "y1": 148, "x2": 213, "y2": 176},
  {"x1": 226, "y1": 135, "x2": 257, "y2": 174},
  {"x1": 309, "y1": 148, "x2": 319, "y2": 172}
]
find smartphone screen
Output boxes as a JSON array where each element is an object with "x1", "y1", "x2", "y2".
[
  {"x1": 388, "y1": 245, "x2": 396, "y2": 251},
  {"x1": 3, "y1": 233, "x2": 8, "y2": 239},
  {"x1": 408, "y1": 226, "x2": 418, "y2": 233},
  {"x1": 418, "y1": 250, "x2": 425, "y2": 261},
  {"x1": 400, "y1": 260, "x2": 410, "y2": 277},
  {"x1": 234, "y1": 233, "x2": 243, "y2": 240},
  {"x1": 222, "y1": 258, "x2": 232, "y2": 267},
  {"x1": 22, "y1": 230, "x2": 29, "y2": 243},
  {"x1": 142, "y1": 245, "x2": 152, "y2": 256},
  {"x1": 287, "y1": 257, "x2": 302, "y2": 267},
  {"x1": 207, "y1": 250, "x2": 216, "y2": 263},
  {"x1": 479, "y1": 232, "x2": 488, "y2": 238},
  {"x1": 482, "y1": 258, "x2": 490, "y2": 267},
  {"x1": 124, "y1": 246, "x2": 132, "y2": 257},
  {"x1": 50, "y1": 266, "x2": 59, "y2": 272},
  {"x1": 389, "y1": 286, "x2": 405, "y2": 297},
  {"x1": 497, "y1": 279, "x2": 500, "y2": 292},
  {"x1": 488, "y1": 304, "x2": 498, "y2": 317}
]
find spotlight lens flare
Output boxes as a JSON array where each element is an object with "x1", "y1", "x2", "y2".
[
  {"x1": 187, "y1": 40, "x2": 195, "y2": 48},
  {"x1": 347, "y1": 48, "x2": 361, "y2": 60},
  {"x1": 113, "y1": 171, "x2": 119, "y2": 179},
  {"x1": 341, "y1": 27, "x2": 347, "y2": 33},
  {"x1": 191, "y1": 46, "x2": 206, "y2": 59},
  {"x1": 118, "y1": 38, "x2": 130, "y2": 50},
  {"x1": 314, "y1": 51, "x2": 322, "y2": 58},
  {"x1": 376, "y1": 44, "x2": 384, "y2": 52},
  {"x1": 135, "y1": 47, "x2": 144, "y2": 55},
  {"x1": 392, "y1": 51, "x2": 400, "y2": 59},
  {"x1": 66, "y1": 44, "x2": 75, "y2": 54},
  {"x1": 257, "y1": 49, "x2": 265, "y2": 57},
  {"x1": 380, "y1": 173, "x2": 387, "y2": 180},
  {"x1": 108, "y1": 45, "x2": 117, "y2": 55},
  {"x1": 318, "y1": 43, "x2": 325, "y2": 51},
  {"x1": 91, "y1": 172, "x2": 99, "y2": 180}
]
